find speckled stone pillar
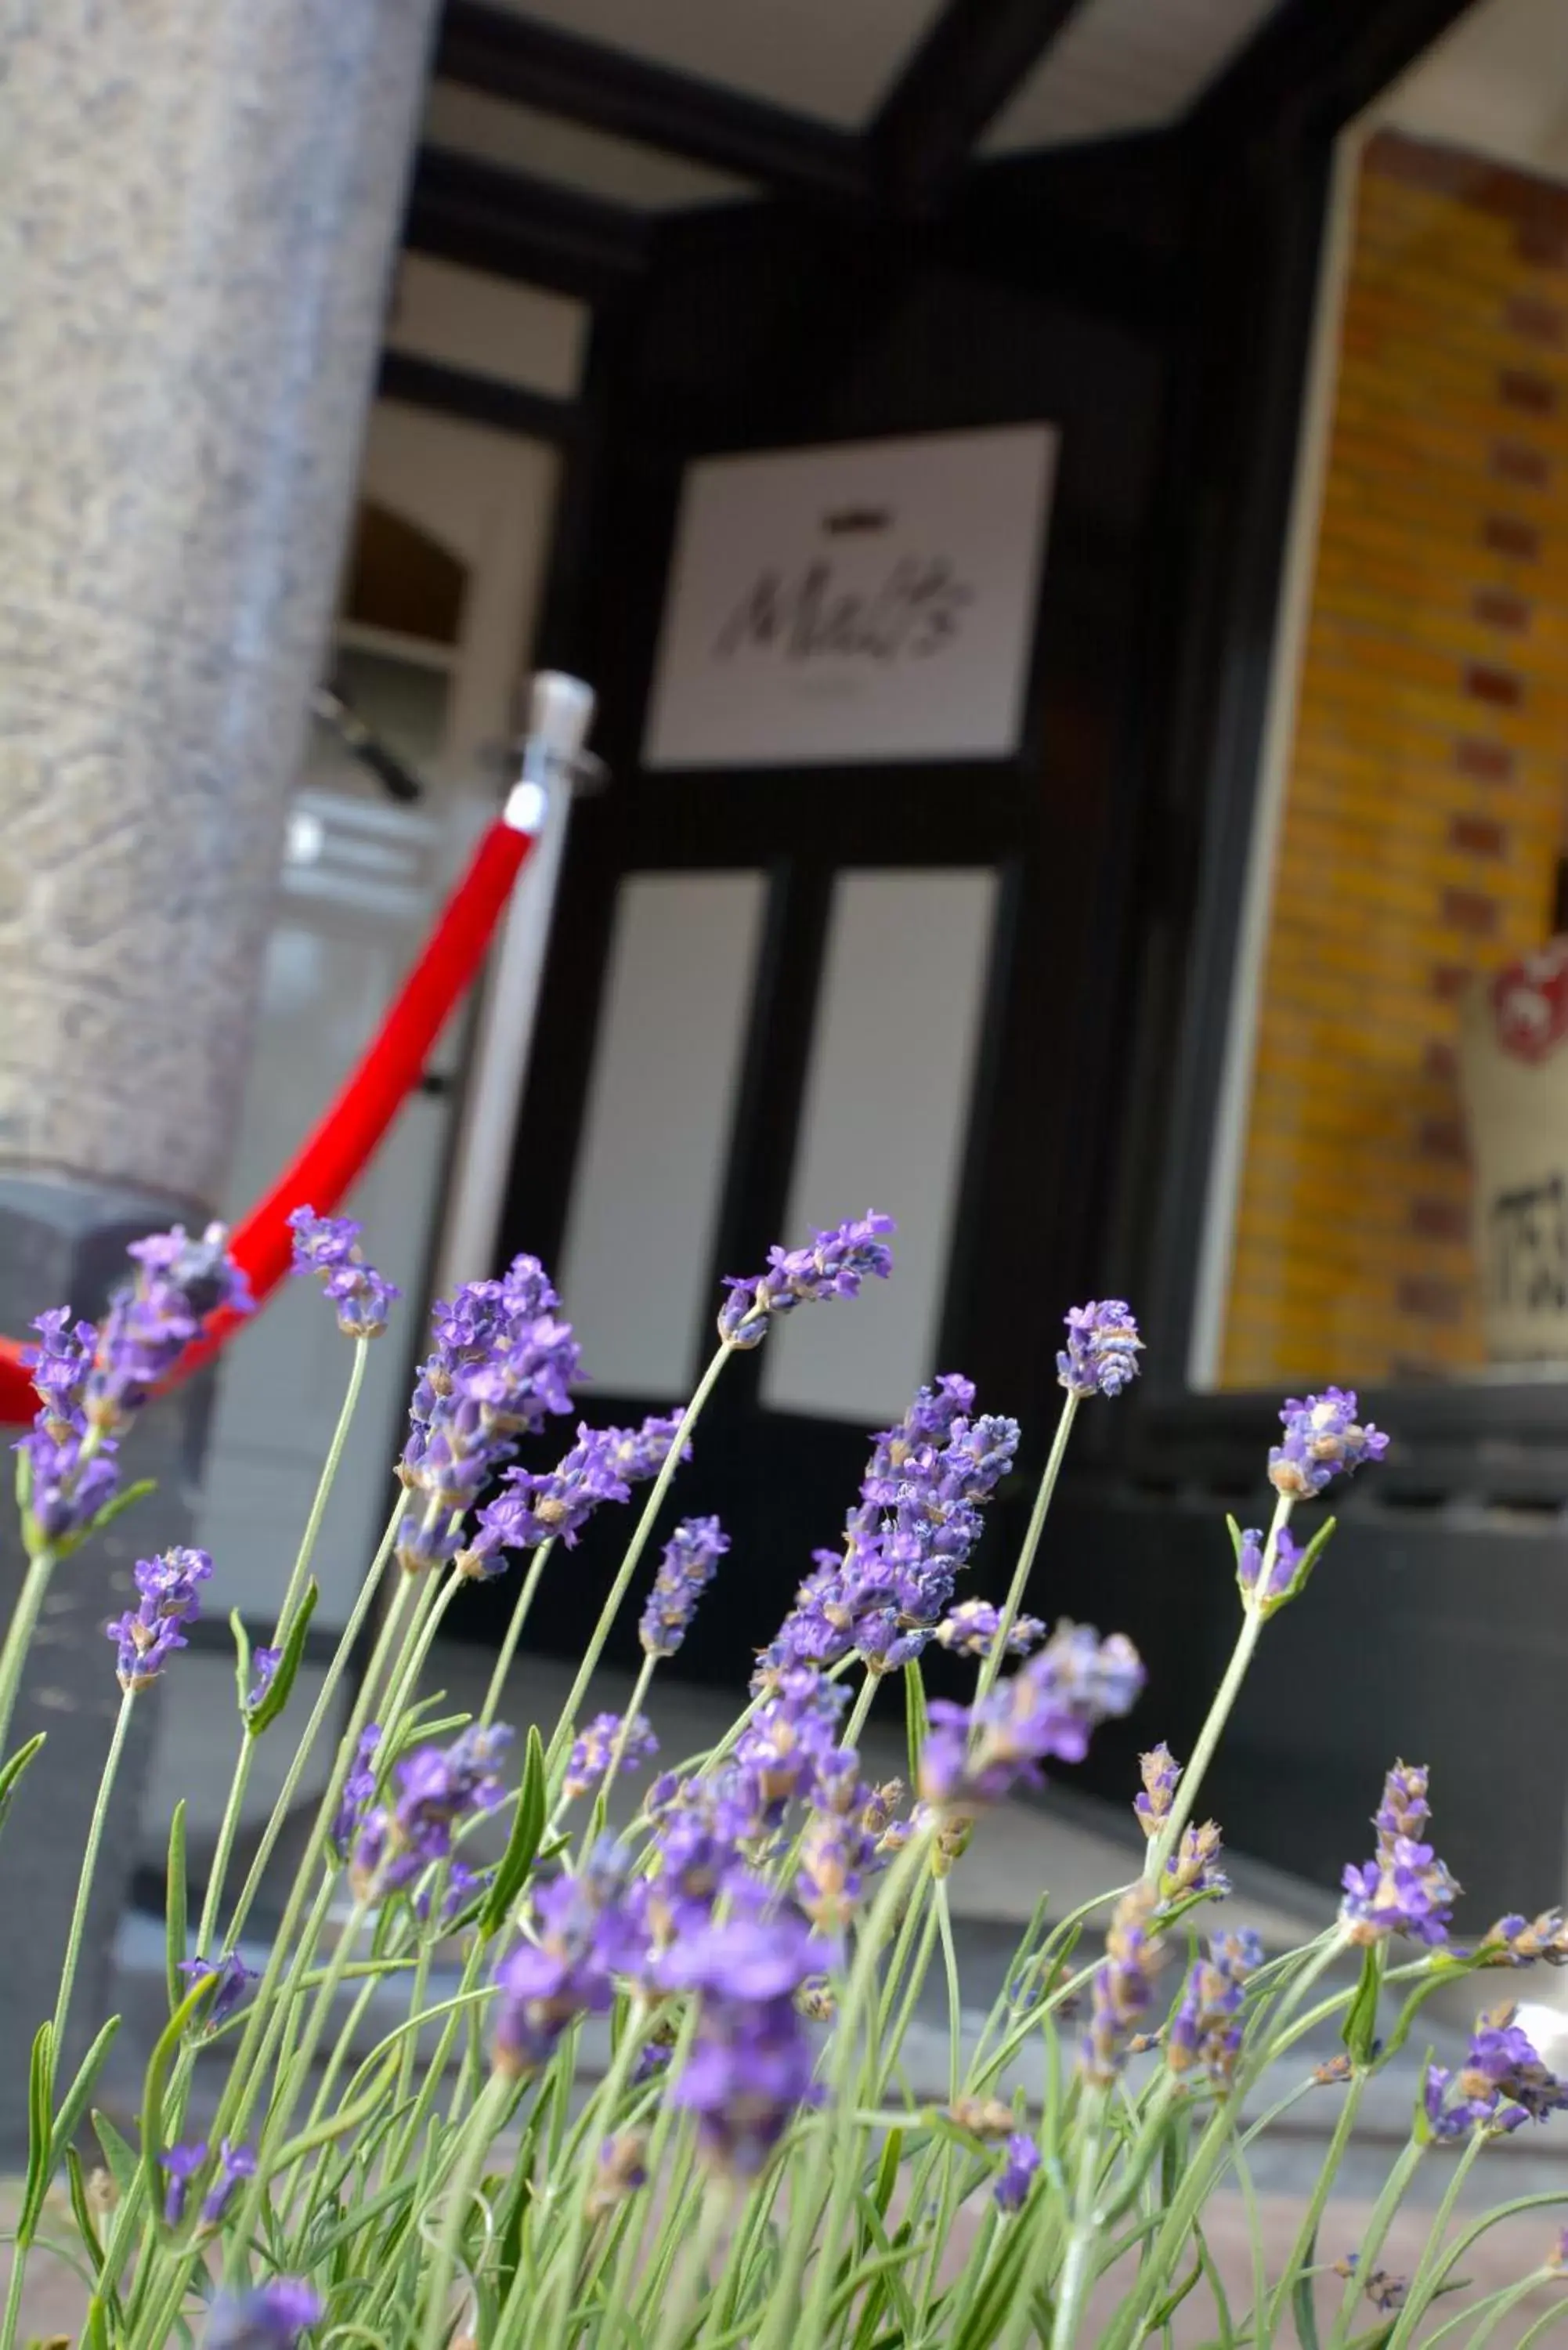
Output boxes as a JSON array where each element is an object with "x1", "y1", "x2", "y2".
[{"x1": 0, "y1": 0, "x2": 439, "y2": 2153}]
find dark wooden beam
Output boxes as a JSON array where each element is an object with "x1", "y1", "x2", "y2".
[
  {"x1": 435, "y1": 1, "x2": 868, "y2": 209},
  {"x1": 378, "y1": 349, "x2": 581, "y2": 443},
  {"x1": 869, "y1": 0, "x2": 1091, "y2": 216},
  {"x1": 1188, "y1": 0, "x2": 1475, "y2": 148},
  {"x1": 403, "y1": 144, "x2": 649, "y2": 302}
]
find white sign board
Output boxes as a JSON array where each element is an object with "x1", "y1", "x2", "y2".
[{"x1": 642, "y1": 424, "x2": 1058, "y2": 768}]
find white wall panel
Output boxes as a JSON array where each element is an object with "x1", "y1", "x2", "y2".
[{"x1": 762, "y1": 869, "x2": 998, "y2": 1425}]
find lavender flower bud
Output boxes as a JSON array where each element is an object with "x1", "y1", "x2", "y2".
[
  {"x1": 201, "y1": 2138, "x2": 256, "y2": 2226},
  {"x1": 934, "y1": 1600, "x2": 1044, "y2": 1660},
  {"x1": 107, "y1": 1547, "x2": 213, "y2": 1691},
  {"x1": 1160, "y1": 1820, "x2": 1230, "y2": 1904},
  {"x1": 246, "y1": 1647, "x2": 281, "y2": 1711},
  {"x1": 1268, "y1": 1387, "x2": 1388, "y2": 1499},
  {"x1": 287, "y1": 1207, "x2": 399, "y2": 1339},
  {"x1": 563, "y1": 1712, "x2": 657, "y2": 1802},
  {"x1": 1165, "y1": 1928, "x2": 1262, "y2": 2089},
  {"x1": 993, "y1": 2131, "x2": 1041, "y2": 2212},
  {"x1": 1135, "y1": 1744, "x2": 1180, "y2": 1838},
  {"x1": 204, "y1": 2280, "x2": 323, "y2": 2350},
  {"x1": 718, "y1": 1213, "x2": 894, "y2": 1349},
  {"x1": 1333, "y1": 2256, "x2": 1407, "y2": 2312},
  {"x1": 177, "y1": 1950, "x2": 257, "y2": 2030},
  {"x1": 1235, "y1": 1525, "x2": 1304, "y2": 1611},
  {"x1": 1082, "y1": 1884, "x2": 1165, "y2": 2083},
  {"x1": 640, "y1": 1515, "x2": 729, "y2": 1657},
  {"x1": 160, "y1": 2139, "x2": 206, "y2": 2225},
  {"x1": 1057, "y1": 1301, "x2": 1143, "y2": 1398}
]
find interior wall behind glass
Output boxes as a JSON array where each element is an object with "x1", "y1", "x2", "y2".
[{"x1": 1218, "y1": 131, "x2": 1568, "y2": 1390}]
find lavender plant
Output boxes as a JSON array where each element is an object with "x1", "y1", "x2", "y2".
[{"x1": 3, "y1": 1217, "x2": 1567, "y2": 2350}]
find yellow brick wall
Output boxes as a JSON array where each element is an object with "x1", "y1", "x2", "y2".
[{"x1": 1219, "y1": 132, "x2": 1568, "y2": 1390}]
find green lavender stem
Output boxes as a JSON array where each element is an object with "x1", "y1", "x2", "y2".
[
  {"x1": 547, "y1": 1343, "x2": 731, "y2": 1771},
  {"x1": 975, "y1": 1388, "x2": 1078, "y2": 1708},
  {"x1": 0, "y1": 1544, "x2": 56, "y2": 1763},
  {"x1": 481, "y1": 1538, "x2": 556, "y2": 1724}
]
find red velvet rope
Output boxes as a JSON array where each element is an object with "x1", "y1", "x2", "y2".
[{"x1": 0, "y1": 817, "x2": 536, "y2": 1426}]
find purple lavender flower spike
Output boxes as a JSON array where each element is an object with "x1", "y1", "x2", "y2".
[
  {"x1": 641, "y1": 1516, "x2": 729, "y2": 1657},
  {"x1": 563, "y1": 1712, "x2": 657, "y2": 1801},
  {"x1": 396, "y1": 1255, "x2": 580, "y2": 1572},
  {"x1": 457, "y1": 1407, "x2": 688, "y2": 1581},
  {"x1": 178, "y1": 1950, "x2": 258, "y2": 2030},
  {"x1": 1269, "y1": 1387, "x2": 1388, "y2": 1500},
  {"x1": 1166, "y1": 1928, "x2": 1262, "y2": 2088},
  {"x1": 332, "y1": 1725, "x2": 381, "y2": 1856},
  {"x1": 18, "y1": 1225, "x2": 249, "y2": 1550},
  {"x1": 161, "y1": 2138, "x2": 206, "y2": 2225},
  {"x1": 493, "y1": 1852, "x2": 633, "y2": 2077},
  {"x1": 287, "y1": 1207, "x2": 399, "y2": 1339},
  {"x1": 1057, "y1": 1301, "x2": 1143, "y2": 1399},
  {"x1": 1082, "y1": 1886, "x2": 1165, "y2": 2082},
  {"x1": 204, "y1": 2280, "x2": 323, "y2": 2350},
  {"x1": 107, "y1": 1546, "x2": 213, "y2": 1691},
  {"x1": 718, "y1": 1213, "x2": 894, "y2": 1350},
  {"x1": 1548, "y1": 2226, "x2": 1568, "y2": 2273},
  {"x1": 770, "y1": 1381, "x2": 1019, "y2": 1677},
  {"x1": 1424, "y1": 2005, "x2": 1568, "y2": 2138},
  {"x1": 201, "y1": 2138, "x2": 256, "y2": 2225},
  {"x1": 663, "y1": 1910, "x2": 824, "y2": 2174},
  {"x1": 919, "y1": 1622, "x2": 1145, "y2": 1811},
  {"x1": 352, "y1": 1723, "x2": 513, "y2": 1899},
  {"x1": 1342, "y1": 1760, "x2": 1458, "y2": 1948}
]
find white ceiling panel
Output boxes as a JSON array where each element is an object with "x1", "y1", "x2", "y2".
[
  {"x1": 986, "y1": 0, "x2": 1281, "y2": 154},
  {"x1": 423, "y1": 81, "x2": 753, "y2": 209},
  {"x1": 1376, "y1": 0, "x2": 1568, "y2": 181},
  {"x1": 484, "y1": 0, "x2": 948, "y2": 128}
]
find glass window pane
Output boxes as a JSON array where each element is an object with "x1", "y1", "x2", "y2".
[
  {"x1": 762, "y1": 868, "x2": 998, "y2": 1424},
  {"x1": 558, "y1": 872, "x2": 769, "y2": 1396}
]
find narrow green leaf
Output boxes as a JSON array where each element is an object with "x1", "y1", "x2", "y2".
[
  {"x1": 952, "y1": 2207, "x2": 1035, "y2": 2350},
  {"x1": 904, "y1": 1659, "x2": 929, "y2": 1794},
  {"x1": 1292, "y1": 2221, "x2": 1322, "y2": 2350},
  {"x1": 1226, "y1": 1513, "x2": 1245, "y2": 1562},
  {"x1": 269, "y1": 2057, "x2": 399, "y2": 2169},
  {"x1": 48, "y1": 2017, "x2": 121, "y2": 2177},
  {"x1": 873, "y1": 2126, "x2": 903, "y2": 2220},
  {"x1": 140, "y1": 1976, "x2": 218, "y2": 2229},
  {"x1": 20, "y1": 2022, "x2": 55, "y2": 2239},
  {"x1": 479, "y1": 1724, "x2": 547, "y2": 1939},
  {"x1": 15, "y1": 1444, "x2": 33, "y2": 1517},
  {"x1": 0, "y1": 1733, "x2": 47, "y2": 1842},
  {"x1": 85, "y1": 2300, "x2": 110, "y2": 2350},
  {"x1": 90, "y1": 2111, "x2": 139, "y2": 2203},
  {"x1": 64, "y1": 2149, "x2": 104, "y2": 2280},
  {"x1": 164, "y1": 1801, "x2": 187, "y2": 2016},
  {"x1": 1144, "y1": 2260, "x2": 1204, "y2": 2332},
  {"x1": 1341, "y1": 1943, "x2": 1382, "y2": 2064},
  {"x1": 230, "y1": 1609, "x2": 253, "y2": 1719},
  {"x1": 247, "y1": 1577, "x2": 318, "y2": 1734}
]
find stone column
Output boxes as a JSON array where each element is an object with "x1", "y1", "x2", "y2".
[{"x1": 0, "y1": 0, "x2": 439, "y2": 2146}]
